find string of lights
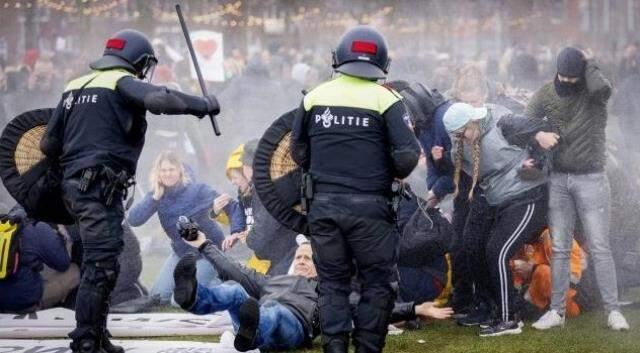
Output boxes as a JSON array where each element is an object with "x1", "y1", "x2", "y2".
[
  {"x1": 35, "y1": 0, "x2": 127, "y2": 16},
  {"x1": 1, "y1": 0, "x2": 547, "y2": 34},
  {"x1": 152, "y1": 1, "x2": 242, "y2": 24}
]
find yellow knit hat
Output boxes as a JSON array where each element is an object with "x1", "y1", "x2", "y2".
[{"x1": 226, "y1": 144, "x2": 244, "y2": 179}]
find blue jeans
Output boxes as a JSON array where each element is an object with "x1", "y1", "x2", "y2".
[
  {"x1": 150, "y1": 251, "x2": 220, "y2": 302},
  {"x1": 548, "y1": 172, "x2": 620, "y2": 314},
  {"x1": 190, "y1": 282, "x2": 305, "y2": 351}
]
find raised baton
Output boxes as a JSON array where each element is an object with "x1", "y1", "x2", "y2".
[{"x1": 176, "y1": 4, "x2": 221, "y2": 136}]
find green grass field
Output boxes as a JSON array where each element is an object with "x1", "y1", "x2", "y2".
[
  {"x1": 136, "y1": 244, "x2": 640, "y2": 352},
  {"x1": 140, "y1": 306, "x2": 640, "y2": 353}
]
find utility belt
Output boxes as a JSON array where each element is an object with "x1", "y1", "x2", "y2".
[
  {"x1": 300, "y1": 172, "x2": 408, "y2": 214},
  {"x1": 78, "y1": 166, "x2": 136, "y2": 207}
]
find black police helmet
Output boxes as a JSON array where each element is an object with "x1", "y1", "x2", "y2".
[
  {"x1": 332, "y1": 25, "x2": 390, "y2": 80},
  {"x1": 90, "y1": 29, "x2": 158, "y2": 79}
]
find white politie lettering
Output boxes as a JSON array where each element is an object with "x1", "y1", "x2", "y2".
[
  {"x1": 64, "y1": 93, "x2": 99, "y2": 109},
  {"x1": 314, "y1": 108, "x2": 371, "y2": 129}
]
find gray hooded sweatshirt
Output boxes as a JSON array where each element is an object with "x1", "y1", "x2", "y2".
[{"x1": 450, "y1": 104, "x2": 546, "y2": 206}]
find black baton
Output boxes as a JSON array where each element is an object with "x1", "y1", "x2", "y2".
[{"x1": 176, "y1": 4, "x2": 221, "y2": 136}]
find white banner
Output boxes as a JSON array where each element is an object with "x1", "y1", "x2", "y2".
[
  {"x1": 0, "y1": 309, "x2": 233, "y2": 338},
  {"x1": 0, "y1": 333, "x2": 259, "y2": 353},
  {"x1": 189, "y1": 31, "x2": 225, "y2": 82}
]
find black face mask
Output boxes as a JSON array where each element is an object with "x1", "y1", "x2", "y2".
[{"x1": 554, "y1": 75, "x2": 585, "y2": 97}]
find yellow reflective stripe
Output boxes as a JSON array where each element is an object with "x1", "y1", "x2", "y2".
[
  {"x1": 303, "y1": 75, "x2": 400, "y2": 114},
  {"x1": 64, "y1": 70, "x2": 134, "y2": 92},
  {"x1": 0, "y1": 221, "x2": 17, "y2": 279}
]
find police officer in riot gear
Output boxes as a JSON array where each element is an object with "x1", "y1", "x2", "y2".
[
  {"x1": 41, "y1": 29, "x2": 221, "y2": 353},
  {"x1": 291, "y1": 26, "x2": 420, "y2": 353}
]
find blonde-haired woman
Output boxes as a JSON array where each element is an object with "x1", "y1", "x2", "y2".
[
  {"x1": 443, "y1": 103, "x2": 548, "y2": 337},
  {"x1": 450, "y1": 64, "x2": 490, "y2": 107},
  {"x1": 128, "y1": 151, "x2": 244, "y2": 304}
]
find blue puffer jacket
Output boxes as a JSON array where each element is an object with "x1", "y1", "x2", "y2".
[
  {"x1": 417, "y1": 101, "x2": 455, "y2": 200},
  {"x1": 0, "y1": 221, "x2": 70, "y2": 312},
  {"x1": 128, "y1": 180, "x2": 244, "y2": 257}
]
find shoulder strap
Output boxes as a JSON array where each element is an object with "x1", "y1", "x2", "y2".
[{"x1": 62, "y1": 73, "x2": 99, "y2": 125}]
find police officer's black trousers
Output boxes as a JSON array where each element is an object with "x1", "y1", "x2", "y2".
[
  {"x1": 62, "y1": 176, "x2": 124, "y2": 345},
  {"x1": 308, "y1": 193, "x2": 398, "y2": 353}
]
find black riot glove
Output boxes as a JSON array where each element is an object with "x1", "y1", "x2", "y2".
[{"x1": 203, "y1": 95, "x2": 220, "y2": 117}]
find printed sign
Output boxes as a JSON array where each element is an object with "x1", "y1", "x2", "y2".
[{"x1": 189, "y1": 31, "x2": 225, "y2": 82}]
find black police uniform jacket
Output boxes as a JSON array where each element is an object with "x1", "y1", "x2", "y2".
[
  {"x1": 291, "y1": 74, "x2": 420, "y2": 194},
  {"x1": 41, "y1": 69, "x2": 211, "y2": 178},
  {"x1": 42, "y1": 70, "x2": 145, "y2": 178}
]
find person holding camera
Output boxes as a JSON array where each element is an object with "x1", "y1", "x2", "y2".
[
  {"x1": 40, "y1": 29, "x2": 222, "y2": 353},
  {"x1": 172, "y1": 225, "x2": 453, "y2": 352}
]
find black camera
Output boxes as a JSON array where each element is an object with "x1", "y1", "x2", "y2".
[{"x1": 177, "y1": 216, "x2": 200, "y2": 241}]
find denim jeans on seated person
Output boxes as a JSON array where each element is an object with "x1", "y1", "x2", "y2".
[
  {"x1": 150, "y1": 251, "x2": 220, "y2": 303},
  {"x1": 190, "y1": 282, "x2": 305, "y2": 351}
]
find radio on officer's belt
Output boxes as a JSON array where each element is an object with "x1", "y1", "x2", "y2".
[{"x1": 300, "y1": 173, "x2": 314, "y2": 212}]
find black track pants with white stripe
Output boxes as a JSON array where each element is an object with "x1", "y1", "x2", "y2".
[{"x1": 486, "y1": 197, "x2": 547, "y2": 322}]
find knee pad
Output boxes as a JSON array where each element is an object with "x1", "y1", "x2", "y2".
[{"x1": 83, "y1": 258, "x2": 120, "y2": 290}]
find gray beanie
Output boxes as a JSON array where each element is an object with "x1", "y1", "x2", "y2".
[{"x1": 242, "y1": 139, "x2": 259, "y2": 166}]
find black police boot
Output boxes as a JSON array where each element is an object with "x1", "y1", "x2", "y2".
[
  {"x1": 322, "y1": 335, "x2": 349, "y2": 353},
  {"x1": 353, "y1": 330, "x2": 386, "y2": 353},
  {"x1": 98, "y1": 296, "x2": 124, "y2": 353},
  {"x1": 234, "y1": 297, "x2": 260, "y2": 352},
  {"x1": 70, "y1": 338, "x2": 105, "y2": 353},
  {"x1": 173, "y1": 253, "x2": 199, "y2": 310},
  {"x1": 99, "y1": 330, "x2": 123, "y2": 353}
]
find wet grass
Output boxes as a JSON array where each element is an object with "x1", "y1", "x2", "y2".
[{"x1": 128, "y1": 305, "x2": 640, "y2": 353}]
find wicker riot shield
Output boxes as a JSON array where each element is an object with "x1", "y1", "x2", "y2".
[
  {"x1": 253, "y1": 109, "x2": 308, "y2": 235},
  {"x1": 0, "y1": 108, "x2": 74, "y2": 224}
]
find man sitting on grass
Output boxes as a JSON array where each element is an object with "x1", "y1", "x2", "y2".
[{"x1": 173, "y1": 232, "x2": 453, "y2": 352}]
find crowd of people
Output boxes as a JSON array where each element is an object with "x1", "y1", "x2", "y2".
[{"x1": 0, "y1": 22, "x2": 640, "y2": 353}]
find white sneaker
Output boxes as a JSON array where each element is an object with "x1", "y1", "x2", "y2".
[
  {"x1": 532, "y1": 310, "x2": 565, "y2": 330},
  {"x1": 608, "y1": 310, "x2": 630, "y2": 331}
]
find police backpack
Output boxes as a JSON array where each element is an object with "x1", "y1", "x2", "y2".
[
  {"x1": 0, "y1": 214, "x2": 23, "y2": 280},
  {"x1": 385, "y1": 80, "x2": 447, "y2": 136}
]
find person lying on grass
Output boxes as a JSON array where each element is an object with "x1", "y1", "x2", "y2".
[{"x1": 173, "y1": 231, "x2": 453, "y2": 352}]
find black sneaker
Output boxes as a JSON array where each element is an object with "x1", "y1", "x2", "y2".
[
  {"x1": 480, "y1": 319, "x2": 524, "y2": 329},
  {"x1": 456, "y1": 304, "x2": 492, "y2": 327},
  {"x1": 451, "y1": 303, "x2": 474, "y2": 320},
  {"x1": 478, "y1": 320, "x2": 522, "y2": 337},
  {"x1": 234, "y1": 297, "x2": 260, "y2": 352},
  {"x1": 173, "y1": 253, "x2": 198, "y2": 310}
]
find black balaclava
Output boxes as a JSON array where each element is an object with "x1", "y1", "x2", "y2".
[{"x1": 554, "y1": 47, "x2": 586, "y2": 97}]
